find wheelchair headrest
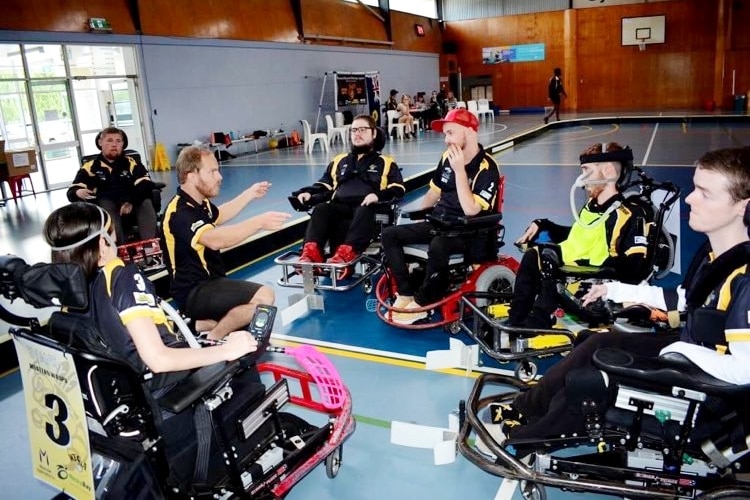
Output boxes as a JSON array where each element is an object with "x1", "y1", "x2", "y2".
[
  {"x1": 95, "y1": 127, "x2": 128, "y2": 150},
  {"x1": 580, "y1": 145, "x2": 634, "y2": 191},
  {"x1": 0, "y1": 256, "x2": 88, "y2": 310},
  {"x1": 373, "y1": 126, "x2": 387, "y2": 151}
]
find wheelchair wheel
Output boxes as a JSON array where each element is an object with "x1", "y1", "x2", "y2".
[
  {"x1": 520, "y1": 481, "x2": 546, "y2": 500},
  {"x1": 697, "y1": 486, "x2": 750, "y2": 499},
  {"x1": 363, "y1": 278, "x2": 373, "y2": 295},
  {"x1": 325, "y1": 445, "x2": 342, "y2": 478},
  {"x1": 514, "y1": 359, "x2": 538, "y2": 382},
  {"x1": 653, "y1": 225, "x2": 676, "y2": 280},
  {"x1": 475, "y1": 265, "x2": 516, "y2": 307}
]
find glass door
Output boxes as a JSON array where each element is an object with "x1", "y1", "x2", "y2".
[
  {"x1": 29, "y1": 79, "x2": 79, "y2": 188},
  {"x1": 109, "y1": 79, "x2": 145, "y2": 159}
]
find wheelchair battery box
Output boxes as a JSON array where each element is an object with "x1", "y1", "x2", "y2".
[
  {"x1": 117, "y1": 238, "x2": 166, "y2": 274},
  {"x1": 205, "y1": 372, "x2": 282, "y2": 486}
]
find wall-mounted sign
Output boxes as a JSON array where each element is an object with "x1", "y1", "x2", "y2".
[{"x1": 482, "y1": 43, "x2": 545, "y2": 64}]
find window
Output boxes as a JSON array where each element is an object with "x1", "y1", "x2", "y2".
[
  {"x1": 345, "y1": 0, "x2": 438, "y2": 19},
  {"x1": 391, "y1": 0, "x2": 437, "y2": 19}
]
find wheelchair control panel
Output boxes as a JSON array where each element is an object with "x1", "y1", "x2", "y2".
[{"x1": 249, "y1": 304, "x2": 276, "y2": 346}]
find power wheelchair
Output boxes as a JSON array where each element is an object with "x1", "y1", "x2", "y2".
[
  {"x1": 275, "y1": 196, "x2": 398, "y2": 294},
  {"x1": 375, "y1": 175, "x2": 520, "y2": 331},
  {"x1": 457, "y1": 166, "x2": 681, "y2": 380},
  {"x1": 0, "y1": 255, "x2": 354, "y2": 499},
  {"x1": 457, "y1": 347, "x2": 750, "y2": 499},
  {"x1": 275, "y1": 127, "x2": 400, "y2": 295},
  {"x1": 77, "y1": 146, "x2": 168, "y2": 276}
]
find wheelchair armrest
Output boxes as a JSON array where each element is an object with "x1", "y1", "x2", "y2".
[
  {"x1": 426, "y1": 212, "x2": 502, "y2": 231},
  {"x1": 157, "y1": 361, "x2": 242, "y2": 413},
  {"x1": 558, "y1": 264, "x2": 618, "y2": 279},
  {"x1": 593, "y1": 348, "x2": 749, "y2": 396},
  {"x1": 400, "y1": 207, "x2": 434, "y2": 221},
  {"x1": 287, "y1": 194, "x2": 330, "y2": 212}
]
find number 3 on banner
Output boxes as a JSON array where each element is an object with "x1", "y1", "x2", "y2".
[{"x1": 13, "y1": 335, "x2": 94, "y2": 500}]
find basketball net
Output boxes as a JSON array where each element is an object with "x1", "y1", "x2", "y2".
[{"x1": 637, "y1": 39, "x2": 647, "y2": 51}]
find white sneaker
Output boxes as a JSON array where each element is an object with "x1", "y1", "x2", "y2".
[
  {"x1": 474, "y1": 422, "x2": 508, "y2": 458},
  {"x1": 391, "y1": 300, "x2": 428, "y2": 325},
  {"x1": 392, "y1": 294, "x2": 413, "y2": 310}
]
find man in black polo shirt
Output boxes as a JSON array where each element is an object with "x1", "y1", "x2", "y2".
[
  {"x1": 293, "y1": 114, "x2": 404, "y2": 280},
  {"x1": 382, "y1": 108, "x2": 501, "y2": 324},
  {"x1": 67, "y1": 126, "x2": 158, "y2": 243},
  {"x1": 162, "y1": 146, "x2": 290, "y2": 340}
]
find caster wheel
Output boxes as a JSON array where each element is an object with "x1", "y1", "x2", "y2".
[
  {"x1": 446, "y1": 321, "x2": 461, "y2": 335},
  {"x1": 325, "y1": 446, "x2": 342, "y2": 478},
  {"x1": 520, "y1": 481, "x2": 546, "y2": 500},
  {"x1": 515, "y1": 360, "x2": 538, "y2": 382},
  {"x1": 363, "y1": 279, "x2": 373, "y2": 295}
]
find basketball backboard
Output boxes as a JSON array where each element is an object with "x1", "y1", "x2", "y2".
[{"x1": 621, "y1": 15, "x2": 665, "y2": 46}]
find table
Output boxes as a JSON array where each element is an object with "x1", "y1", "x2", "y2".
[{"x1": 211, "y1": 136, "x2": 260, "y2": 157}]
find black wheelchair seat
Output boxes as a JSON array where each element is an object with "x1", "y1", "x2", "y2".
[{"x1": 593, "y1": 347, "x2": 750, "y2": 396}]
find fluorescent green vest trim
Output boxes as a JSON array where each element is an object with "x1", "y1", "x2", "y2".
[{"x1": 559, "y1": 207, "x2": 610, "y2": 265}]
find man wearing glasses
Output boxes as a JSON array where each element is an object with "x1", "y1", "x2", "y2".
[{"x1": 292, "y1": 114, "x2": 405, "y2": 279}]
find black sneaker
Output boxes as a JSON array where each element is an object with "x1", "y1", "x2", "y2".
[{"x1": 488, "y1": 402, "x2": 526, "y2": 426}]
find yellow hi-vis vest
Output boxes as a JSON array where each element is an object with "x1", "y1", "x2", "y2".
[{"x1": 559, "y1": 206, "x2": 612, "y2": 266}]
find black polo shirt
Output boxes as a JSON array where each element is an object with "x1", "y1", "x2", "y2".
[
  {"x1": 428, "y1": 145, "x2": 500, "y2": 218},
  {"x1": 91, "y1": 259, "x2": 187, "y2": 388},
  {"x1": 161, "y1": 187, "x2": 225, "y2": 308}
]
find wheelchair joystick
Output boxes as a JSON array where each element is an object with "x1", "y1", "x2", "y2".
[{"x1": 239, "y1": 305, "x2": 277, "y2": 364}]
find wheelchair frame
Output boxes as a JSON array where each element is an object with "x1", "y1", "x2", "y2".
[
  {"x1": 1, "y1": 256, "x2": 355, "y2": 499},
  {"x1": 375, "y1": 175, "x2": 521, "y2": 332},
  {"x1": 458, "y1": 168, "x2": 681, "y2": 381},
  {"x1": 276, "y1": 198, "x2": 398, "y2": 295},
  {"x1": 458, "y1": 356, "x2": 750, "y2": 500}
]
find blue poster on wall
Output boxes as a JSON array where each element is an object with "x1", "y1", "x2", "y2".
[{"x1": 482, "y1": 43, "x2": 545, "y2": 64}]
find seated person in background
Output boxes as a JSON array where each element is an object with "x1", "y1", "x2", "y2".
[
  {"x1": 397, "y1": 95, "x2": 417, "y2": 139},
  {"x1": 444, "y1": 91, "x2": 458, "y2": 113},
  {"x1": 382, "y1": 109, "x2": 500, "y2": 324},
  {"x1": 44, "y1": 202, "x2": 260, "y2": 390},
  {"x1": 67, "y1": 126, "x2": 158, "y2": 243},
  {"x1": 161, "y1": 146, "x2": 290, "y2": 341},
  {"x1": 294, "y1": 115, "x2": 404, "y2": 280},
  {"x1": 385, "y1": 89, "x2": 399, "y2": 112},
  {"x1": 481, "y1": 146, "x2": 750, "y2": 447},
  {"x1": 508, "y1": 142, "x2": 650, "y2": 328}
]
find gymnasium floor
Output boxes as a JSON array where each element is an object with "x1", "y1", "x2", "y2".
[{"x1": 0, "y1": 111, "x2": 748, "y2": 499}]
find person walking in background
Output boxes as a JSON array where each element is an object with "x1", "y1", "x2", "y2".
[{"x1": 543, "y1": 67, "x2": 567, "y2": 124}]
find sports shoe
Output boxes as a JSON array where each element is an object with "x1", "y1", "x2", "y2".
[
  {"x1": 295, "y1": 242, "x2": 324, "y2": 275},
  {"x1": 391, "y1": 294, "x2": 413, "y2": 310},
  {"x1": 474, "y1": 422, "x2": 508, "y2": 458},
  {"x1": 487, "y1": 402, "x2": 526, "y2": 426},
  {"x1": 327, "y1": 244, "x2": 358, "y2": 280},
  {"x1": 298, "y1": 241, "x2": 323, "y2": 264},
  {"x1": 391, "y1": 300, "x2": 428, "y2": 325}
]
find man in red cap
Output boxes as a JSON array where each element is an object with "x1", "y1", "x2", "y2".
[{"x1": 382, "y1": 108, "x2": 501, "y2": 324}]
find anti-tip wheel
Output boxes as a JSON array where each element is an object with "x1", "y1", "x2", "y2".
[
  {"x1": 325, "y1": 446, "x2": 342, "y2": 478},
  {"x1": 515, "y1": 360, "x2": 538, "y2": 382}
]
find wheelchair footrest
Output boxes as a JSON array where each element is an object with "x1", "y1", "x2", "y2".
[{"x1": 275, "y1": 250, "x2": 381, "y2": 291}]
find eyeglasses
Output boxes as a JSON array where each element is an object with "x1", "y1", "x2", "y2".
[{"x1": 350, "y1": 127, "x2": 373, "y2": 134}]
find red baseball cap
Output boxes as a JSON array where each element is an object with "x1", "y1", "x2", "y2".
[{"x1": 431, "y1": 108, "x2": 479, "y2": 133}]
